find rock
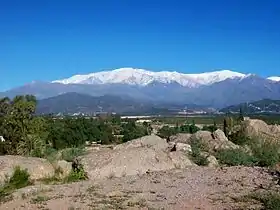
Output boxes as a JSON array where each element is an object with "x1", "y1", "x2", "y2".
[
  {"x1": 107, "y1": 190, "x2": 126, "y2": 197},
  {"x1": 200, "y1": 152, "x2": 219, "y2": 167},
  {"x1": 190, "y1": 130, "x2": 239, "y2": 153},
  {"x1": 242, "y1": 119, "x2": 280, "y2": 141},
  {"x1": 12, "y1": 185, "x2": 52, "y2": 200},
  {"x1": 81, "y1": 137, "x2": 195, "y2": 180},
  {"x1": 54, "y1": 160, "x2": 72, "y2": 178},
  {"x1": 175, "y1": 143, "x2": 192, "y2": 153},
  {"x1": 0, "y1": 155, "x2": 55, "y2": 183},
  {"x1": 168, "y1": 151, "x2": 194, "y2": 168},
  {"x1": 169, "y1": 133, "x2": 192, "y2": 144},
  {"x1": 213, "y1": 129, "x2": 228, "y2": 142},
  {"x1": 113, "y1": 135, "x2": 169, "y2": 151},
  {"x1": 206, "y1": 156, "x2": 219, "y2": 167}
]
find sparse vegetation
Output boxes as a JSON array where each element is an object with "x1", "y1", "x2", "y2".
[
  {"x1": 31, "y1": 195, "x2": 50, "y2": 204},
  {"x1": 244, "y1": 192, "x2": 280, "y2": 210},
  {"x1": 217, "y1": 138, "x2": 280, "y2": 167},
  {"x1": 0, "y1": 95, "x2": 152, "y2": 161},
  {"x1": 2, "y1": 94, "x2": 280, "y2": 208},
  {"x1": 60, "y1": 147, "x2": 86, "y2": 162},
  {"x1": 250, "y1": 139, "x2": 280, "y2": 167},
  {"x1": 189, "y1": 138, "x2": 209, "y2": 166},
  {"x1": 216, "y1": 148, "x2": 257, "y2": 166},
  {"x1": 158, "y1": 123, "x2": 201, "y2": 140},
  {"x1": 0, "y1": 166, "x2": 32, "y2": 202},
  {"x1": 64, "y1": 166, "x2": 88, "y2": 183}
]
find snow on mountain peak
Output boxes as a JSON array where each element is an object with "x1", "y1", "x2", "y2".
[
  {"x1": 52, "y1": 68, "x2": 247, "y2": 87},
  {"x1": 267, "y1": 76, "x2": 280, "y2": 82}
]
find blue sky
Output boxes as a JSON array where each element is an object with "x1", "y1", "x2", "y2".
[{"x1": 1, "y1": 0, "x2": 280, "y2": 91}]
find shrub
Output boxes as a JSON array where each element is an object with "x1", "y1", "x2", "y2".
[
  {"x1": 247, "y1": 192, "x2": 280, "y2": 210},
  {"x1": 250, "y1": 139, "x2": 280, "y2": 167},
  {"x1": 121, "y1": 121, "x2": 148, "y2": 142},
  {"x1": 44, "y1": 146, "x2": 59, "y2": 162},
  {"x1": 228, "y1": 132, "x2": 251, "y2": 146},
  {"x1": 216, "y1": 148, "x2": 257, "y2": 166},
  {"x1": 0, "y1": 166, "x2": 32, "y2": 202},
  {"x1": 189, "y1": 138, "x2": 209, "y2": 166},
  {"x1": 178, "y1": 124, "x2": 200, "y2": 134},
  {"x1": 61, "y1": 147, "x2": 85, "y2": 162},
  {"x1": 63, "y1": 167, "x2": 87, "y2": 183},
  {"x1": 7, "y1": 166, "x2": 31, "y2": 189},
  {"x1": 157, "y1": 126, "x2": 177, "y2": 139},
  {"x1": 202, "y1": 125, "x2": 217, "y2": 133}
]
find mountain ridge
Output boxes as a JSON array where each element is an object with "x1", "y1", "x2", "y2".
[
  {"x1": 52, "y1": 68, "x2": 248, "y2": 87},
  {"x1": 36, "y1": 92, "x2": 181, "y2": 115},
  {"x1": 2, "y1": 68, "x2": 280, "y2": 109},
  {"x1": 220, "y1": 99, "x2": 280, "y2": 114}
]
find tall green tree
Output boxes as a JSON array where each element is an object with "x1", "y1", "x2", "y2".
[
  {"x1": 0, "y1": 95, "x2": 38, "y2": 155},
  {"x1": 238, "y1": 107, "x2": 244, "y2": 122},
  {"x1": 223, "y1": 118, "x2": 228, "y2": 137}
]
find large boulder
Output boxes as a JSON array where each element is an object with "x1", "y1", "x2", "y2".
[
  {"x1": 0, "y1": 155, "x2": 55, "y2": 184},
  {"x1": 81, "y1": 135, "x2": 194, "y2": 180},
  {"x1": 81, "y1": 147, "x2": 194, "y2": 180},
  {"x1": 242, "y1": 119, "x2": 280, "y2": 141},
  {"x1": 54, "y1": 160, "x2": 72, "y2": 178},
  {"x1": 190, "y1": 129, "x2": 239, "y2": 153},
  {"x1": 113, "y1": 135, "x2": 169, "y2": 151},
  {"x1": 169, "y1": 133, "x2": 192, "y2": 144},
  {"x1": 200, "y1": 152, "x2": 219, "y2": 167},
  {"x1": 175, "y1": 143, "x2": 192, "y2": 153}
]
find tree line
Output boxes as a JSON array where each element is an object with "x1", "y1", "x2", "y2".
[{"x1": 0, "y1": 95, "x2": 150, "y2": 157}]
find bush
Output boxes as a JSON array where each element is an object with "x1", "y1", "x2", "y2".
[
  {"x1": 216, "y1": 138, "x2": 280, "y2": 167},
  {"x1": 121, "y1": 121, "x2": 148, "y2": 142},
  {"x1": 157, "y1": 126, "x2": 177, "y2": 139},
  {"x1": 216, "y1": 148, "x2": 257, "y2": 166},
  {"x1": 63, "y1": 167, "x2": 87, "y2": 183},
  {"x1": 202, "y1": 125, "x2": 217, "y2": 133},
  {"x1": 0, "y1": 166, "x2": 32, "y2": 201},
  {"x1": 7, "y1": 166, "x2": 31, "y2": 189},
  {"x1": 43, "y1": 146, "x2": 59, "y2": 162},
  {"x1": 189, "y1": 138, "x2": 209, "y2": 166},
  {"x1": 61, "y1": 147, "x2": 85, "y2": 162},
  {"x1": 179, "y1": 124, "x2": 200, "y2": 134},
  {"x1": 228, "y1": 128, "x2": 250, "y2": 146},
  {"x1": 247, "y1": 192, "x2": 280, "y2": 210},
  {"x1": 250, "y1": 139, "x2": 280, "y2": 167}
]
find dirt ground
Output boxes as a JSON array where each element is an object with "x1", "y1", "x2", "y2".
[{"x1": 1, "y1": 166, "x2": 278, "y2": 210}]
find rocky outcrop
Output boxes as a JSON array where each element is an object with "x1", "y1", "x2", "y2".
[
  {"x1": 113, "y1": 135, "x2": 169, "y2": 151},
  {"x1": 54, "y1": 160, "x2": 72, "y2": 178},
  {"x1": 242, "y1": 119, "x2": 280, "y2": 141},
  {"x1": 175, "y1": 143, "x2": 192, "y2": 153},
  {"x1": 201, "y1": 152, "x2": 219, "y2": 167},
  {"x1": 81, "y1": 135, "x2": 195, "y2": 180},
  {"x1": 0, "y1": 155, "x2": 55, "y2": 183},
  {"x1": 169, "y1": 133, "x2": 192, "y2": 144},
  {"x1": 190, "y1": 129, "x2": 239, "y2": 153}
]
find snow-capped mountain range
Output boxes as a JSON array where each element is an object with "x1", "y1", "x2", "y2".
[
  {"x1": 52, "y1": 68, "x2": 279, "y2": 87},
  {"x1": 52, "y1": 68, "x2": 249, "y2": 87},
  {"x1": 267, "y1": 76, "x2": 280, "y2": 82},
  {"x1": 2, "y1": 68, "x2": 280, "y2": 109}
]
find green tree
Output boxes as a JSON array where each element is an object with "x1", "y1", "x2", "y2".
[
  {"x1": 223, "y1": 118, "x2": 228, "y2": 137},
  {"x1": 238, "y1": 107, "x2": 244, "y2": 122},
  {"x1": 0, "y1": 95, "x2": 38, "y2": 155}
]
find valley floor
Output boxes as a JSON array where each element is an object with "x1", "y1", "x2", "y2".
[{"x1": 0, "y1": 166, "x2": 277, "y2": 210}]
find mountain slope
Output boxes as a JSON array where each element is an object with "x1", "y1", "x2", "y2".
[
  {"x1": 36, "y1": 92, "x2": 172, "y2": 115},
  {"x1": 220, "y1": 99, "x2": 280, "y2": 114},
  {"x1": 52, "y1": 68, "x2": 247, "y2": 87},
  {"x1": 268, "y1": 76, "x2": 280, "y2": 82},
  {"x1": 3, "y1": 68, "x2": 280, "y2": 109},
  {"x1": 188, "y1": 75, "x2": 280, "y2": 108}
]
